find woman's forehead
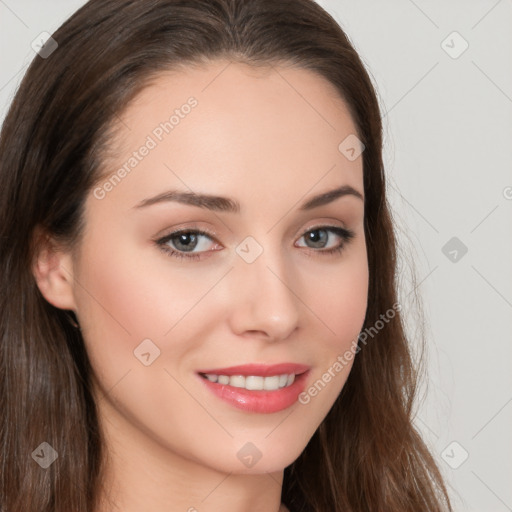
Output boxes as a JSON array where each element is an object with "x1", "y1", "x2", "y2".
[{"x1": 95, "y1": 60, "x2": 364, "y2": 205}]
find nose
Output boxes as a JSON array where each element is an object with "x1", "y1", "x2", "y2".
[{"x1": 227, "y1": 248, "x2": 301, "y2": 342}]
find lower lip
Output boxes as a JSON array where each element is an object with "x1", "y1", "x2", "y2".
[{"x1": 197, "y1": 371, "x2": 310, "y2": 414}]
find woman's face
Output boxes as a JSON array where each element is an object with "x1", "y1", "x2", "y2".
[{"x1": 69, "y1": 60, "x2": 368, "y2": 474}]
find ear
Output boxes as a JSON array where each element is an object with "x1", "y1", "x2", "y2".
[{"x1": 31, "y1": 227, "x2": 78, "y2": 311}]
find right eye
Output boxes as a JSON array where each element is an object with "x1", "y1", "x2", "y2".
[{"x1": 155, "y1": 229, "x2": 220, "y2": 261}]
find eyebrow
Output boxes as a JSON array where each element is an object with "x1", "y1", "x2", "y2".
[{"x1": 133, "y1": 184, "x2": 364, "y2": 213}]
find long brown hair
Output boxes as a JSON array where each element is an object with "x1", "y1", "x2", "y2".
[{"x1": 0, "y1": 0, "x2": 452, "y2": 510}]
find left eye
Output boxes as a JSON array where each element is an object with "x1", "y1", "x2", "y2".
[
  {"x1": 155, "y1": 225, "x2": 355, "y2": 261},
  {"x1": 295, "y1": 226, "x2": 353, "y2": 251}
]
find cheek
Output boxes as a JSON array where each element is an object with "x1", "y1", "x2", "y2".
[
  {"x1": 72, "y1": 231, "x2": 226, "y2": 394},
  {"x1": 71, "y1": 235, "x2": 168, "y2": 386},
  {"x1": 330, "y1": 262, "x2": 369, "y2": 347},
  {"x1": 75, "y1": 234, "x2": 207, "y2": 337},
  {"x1": 302, "y1": 249, "x2": 369, "y2": 352},
  {"x1": 296, "y1": 248, "x2": 368, "y2": 405}
]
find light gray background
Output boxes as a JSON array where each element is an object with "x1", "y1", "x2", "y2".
[{"x1": 1, "y1": 1, "x2": 511, "y2": 510}]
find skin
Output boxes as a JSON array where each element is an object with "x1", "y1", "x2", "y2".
[{"x1": 33, "y1": 59, "x2": 368, "y2": 512}]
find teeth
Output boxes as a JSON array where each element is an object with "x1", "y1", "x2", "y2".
[
  {"x1": 229, "y1": 375, "x2": 246, "y2": 388},
  {"x1": 217, "y1": 375, "x2": 230, "y2": 385},
  {"x1": 202, "y1": 373, "x2": 296, "y2": 391},
  {"x1": 245, "y1": 376, "x2": 264, "y2": 390},
  {"x1": 263, "y1": 375, "x2": 280, "y2": 390}
]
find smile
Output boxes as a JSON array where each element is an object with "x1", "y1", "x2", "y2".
[
  {"x1": 196, "y1": 363, "x2": 311, "y2": 414},
  {"x1": 199, "y1": 372, "x2": 296, "y2": 391}
]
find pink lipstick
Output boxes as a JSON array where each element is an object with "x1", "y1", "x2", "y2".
[{"x1": 196, "y1": 363, "x2": 310, "y2": 414}]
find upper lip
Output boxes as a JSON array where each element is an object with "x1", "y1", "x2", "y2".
[{"x1": 196, "y1": 363, "x2": 310, "y2": 377}]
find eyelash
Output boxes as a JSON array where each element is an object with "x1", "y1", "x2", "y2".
[{"x1": 155, "y1": 225, "x2": 355, "y2": 262}]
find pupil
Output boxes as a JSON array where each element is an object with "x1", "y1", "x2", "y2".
[
  {"x1": 308, "y1": 229, "x2": 326, "y2": 248},
  {"x1": 175, "y1": 233, "x2": 197, "y2": 251}
]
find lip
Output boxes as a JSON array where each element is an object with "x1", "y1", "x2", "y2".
[
  {"x1": 196, "y1": 363, "x2": 310, "y2": 377},
  {"x1": 196, "y1": 364, "x2": 311, "y2": 414}
]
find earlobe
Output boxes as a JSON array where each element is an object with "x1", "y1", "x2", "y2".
[{"x1": 31, "y1": 230, "x2": 77, "y2": 311}]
